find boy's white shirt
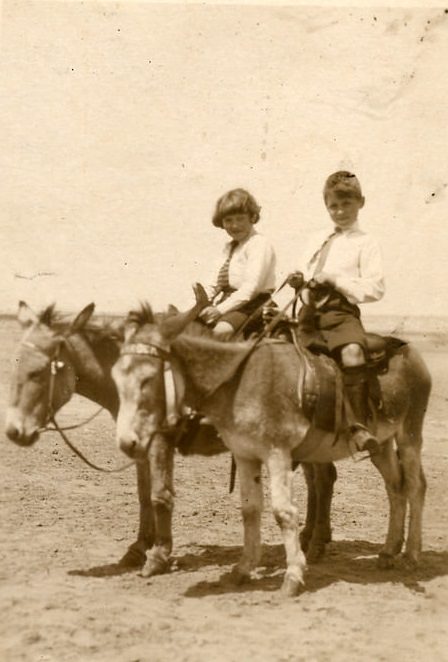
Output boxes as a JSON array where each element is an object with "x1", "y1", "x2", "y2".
[
  {"x1": 298, "y1": 222, "x2": 385, "y2": 305},
  {"x1": 205, "y1": 228, "x2": 276, "y2": 315}
]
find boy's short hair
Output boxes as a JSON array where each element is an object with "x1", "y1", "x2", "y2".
[
  {"x1": 323, "y1": 171, "x2": 363, "y2": 201},
  {"x1": 212, "y1": 188, "x2": 261, "y2": 228}
]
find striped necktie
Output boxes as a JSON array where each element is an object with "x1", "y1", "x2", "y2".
[
  {"x1": 309, "y1": 229, "x2": 341, "y2": 276},
  {"x1": 216, "y1": 240, "x2": 238, "y2": 293}
]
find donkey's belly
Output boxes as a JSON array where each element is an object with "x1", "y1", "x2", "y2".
[
  {"x1": 292, "y1": 418, "x2": 400, "y2": 464},
  {"x1": 220, "y1": 431, "x2": 272, "y2": 461}
]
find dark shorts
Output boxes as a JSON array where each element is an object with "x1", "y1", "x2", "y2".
[
  {"x1": 298, "y1": 291, "x2": 367, "y2": 358},
  {"x1": 220, "y1": 292, "x2": 272, "y2": 333}
]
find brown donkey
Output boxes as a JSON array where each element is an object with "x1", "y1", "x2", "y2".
[
  {"x1": 113, "y1": 286, "x2": 431, "y2": 596},
  {"x1": 5, "y1": 301, "x2": 175, "y2": 573}
]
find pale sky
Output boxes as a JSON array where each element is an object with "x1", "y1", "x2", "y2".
[{"x1": 1, "y1": 1, "x2": 447, "y2": 317}]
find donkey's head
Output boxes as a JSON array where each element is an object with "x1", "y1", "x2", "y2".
[
  {"x1": 112, "y1": 304, "x2": 169, "y2": 459},
  {"x1": 112, "y1": 284, "x2": 208, "y2": 459},
  {"x1": 5, "y1": 301, "x2": 95, "y2": 446}
]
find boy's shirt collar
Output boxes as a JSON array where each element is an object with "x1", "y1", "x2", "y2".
[{"x1": 334, "y1": 221, "x2": 360, "y2": 235}]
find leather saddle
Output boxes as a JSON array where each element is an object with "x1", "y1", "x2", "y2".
[{"x1": 294, "y1": 333, "x2": 406, "y2": 433}]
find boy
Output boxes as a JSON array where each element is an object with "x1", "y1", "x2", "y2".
[{"x1": 288, "y1": 171, "x2": 385, "y2": 453}]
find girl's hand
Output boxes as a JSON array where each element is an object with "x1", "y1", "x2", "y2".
[{"x1": 199, "y1": 305, "x2": 221, "y2": 325}]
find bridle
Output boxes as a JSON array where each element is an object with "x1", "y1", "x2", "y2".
[
  {"x1": 20, "y1": 337, "x2": 134, "y2": 473},
  {"x1": 121, "y1": 342, "x2": 171, "y2": 362},
  {"x1": 21, "y1": 339, "x2": 73, "y2": 425},
  {"x1": 119, "y1": 341, "x2": 192, "y2": 455}
]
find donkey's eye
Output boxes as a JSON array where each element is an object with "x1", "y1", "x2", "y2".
[{"x1": 141, "y1": 377, "x2": 152, "y2": 389}]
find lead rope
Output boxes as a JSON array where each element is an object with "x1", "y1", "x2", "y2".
[
  {"x1": 43, "y1": 405, "x2": 104, "y2": 432},
  {"x1": 49, "y1": 414, "x2": 135, "y2": 474}
]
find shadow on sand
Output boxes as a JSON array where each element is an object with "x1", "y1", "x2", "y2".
[
  {"x1": 182, "y1": 539, "x2": 448, "y2": 598},
  {"x1": 68, "y1": 550, "x2": 145, "y2": 578},
  {"x1": 65, "y1": 539, "x2": 448, "y2": 591},
  {"x1": 68, "y1": 563, "x2": 142, "y2": 578}
]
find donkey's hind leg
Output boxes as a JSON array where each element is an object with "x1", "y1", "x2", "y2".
[
  {"x1": 267, "y1": 448, "x2": 306, "y2": 596},
  {"x1": 397, "y1": 425, "x2": 427, "y2": 567},
  {"x1": 369, "y1": 438, "x2": 406, "y2": 569},
  {"x1": 398, "y1": 346, "x2": 431, "y2": 566},
  {"x1": 301, "y1": 463, "x2": 337, "y2": 563},
  {"x1": 299, "y1": 463, "x2": 316, "y2": 553},
  {"x1": 229, "y1": 456, "x2": 263, "y2": 585}
]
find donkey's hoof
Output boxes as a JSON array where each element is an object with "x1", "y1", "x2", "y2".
[
  {"x1": 140, "y1": 556, "x2": 171, "y2": 578},
  {"x1": 377, "y1": 552, "x2": 395, "y2": 570},
  {"x1": 306, "y1": 542, "x2": 326, "y2": 564},
  {"x1": 281, "y1": 575, "x2": 305, "y2": 598},
  {"x1": 402, "y1": 552, "x2": 420, "y2": 570},
  {"x1": 227, "y1": 566, "x2": 251, "y2": 586},
  {"x1": 119, "y1": 546, "x2": 147, "y2": 569}
]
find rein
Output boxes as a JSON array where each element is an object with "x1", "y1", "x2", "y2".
[{"x1": 48, "y1": 415, "x2": 134, "y2": 473}]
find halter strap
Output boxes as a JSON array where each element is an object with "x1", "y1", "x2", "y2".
[{"x1": 120, "y1": 342, "x2": 171, "y2": 361}]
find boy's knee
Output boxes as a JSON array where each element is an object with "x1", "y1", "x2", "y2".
[
  {"x1": 340, "y1": 343, "x2": 365, "y2": 367},
  {"x1": 213, "y1": 321, "x2": 235, "y2": 340}
]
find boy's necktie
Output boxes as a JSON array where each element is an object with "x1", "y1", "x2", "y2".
[
  {"x1": 310, "y1": 228, "x2": 341, "y2": 276},
  {"x1": 216, "y1": 240, "x2": 238, "y2": 292}
]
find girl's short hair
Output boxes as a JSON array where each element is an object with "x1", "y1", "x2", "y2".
[
  {"x1": 212, "y1": 188, "x2": 261, "y2": 228},
  {"x1": 323, "y1": 171, "x2": 363, "y2": 201}
]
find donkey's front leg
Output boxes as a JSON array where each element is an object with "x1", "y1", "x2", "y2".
[
  {"x1": 119, "y1": 459, "x2": 155, "y2": 568},
  {"x1": 267, "y1": 448, "x2": 306, "y2": 597},
  {"x1": 141, "y1": 433, "x2": 175, "y2": 577},
  {"x1": 230, "y1": 456, "x2": 263, "y2": 584}
]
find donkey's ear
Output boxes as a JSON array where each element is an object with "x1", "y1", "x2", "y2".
[
  {"x1": 160, "y1": 284, "x2": 209, "y2": 340},
  {"x1": 70, "y1": 303, "x2": 95, "y2": 333},
  {"x1": 192, "y1": 282, "x2": 209, "y2": 310},
  {"x1": 17, "y1": 301, "x2": 38, "y2": 328}
]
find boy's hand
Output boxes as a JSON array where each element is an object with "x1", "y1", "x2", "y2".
[
  {"x1": 286, "y1": 271, "x2": 304, "y2": 290},
  {"x1": 314, "y1": 272, "x2": 336, "y2": 287}
]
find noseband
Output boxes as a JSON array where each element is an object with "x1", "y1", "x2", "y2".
[{"x1": 120, "y1": 342, "x2": 171, "y2": 361}]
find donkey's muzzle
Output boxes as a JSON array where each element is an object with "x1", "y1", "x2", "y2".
[
  {"x1": 6, "y1": 422, "x2": 39, "y2": 446},
  {"x1": 118, "y1": 434, "x2": 140, "y2": 458}
]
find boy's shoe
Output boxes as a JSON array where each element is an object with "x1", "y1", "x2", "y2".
[{"x1": 347, "y1": 423, "x2": 380, "y2": 455}]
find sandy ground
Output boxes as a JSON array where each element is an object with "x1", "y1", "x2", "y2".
[{"x1": 0, "y1": 319, "x2": 447, "y2": 662}]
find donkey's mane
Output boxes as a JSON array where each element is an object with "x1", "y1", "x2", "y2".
[
  {"x1": 126, "y1": 302, "x2": 157, "y2": 326},
  {"x1": 38, "y1": 304, "x2": 123, "y2": 345},
  {"x1": 37, "y1": 304, "x2": 61, "y2": 327},
  {"x1": 127, "y1": 302, "x2": 254, "y2": 349}
]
